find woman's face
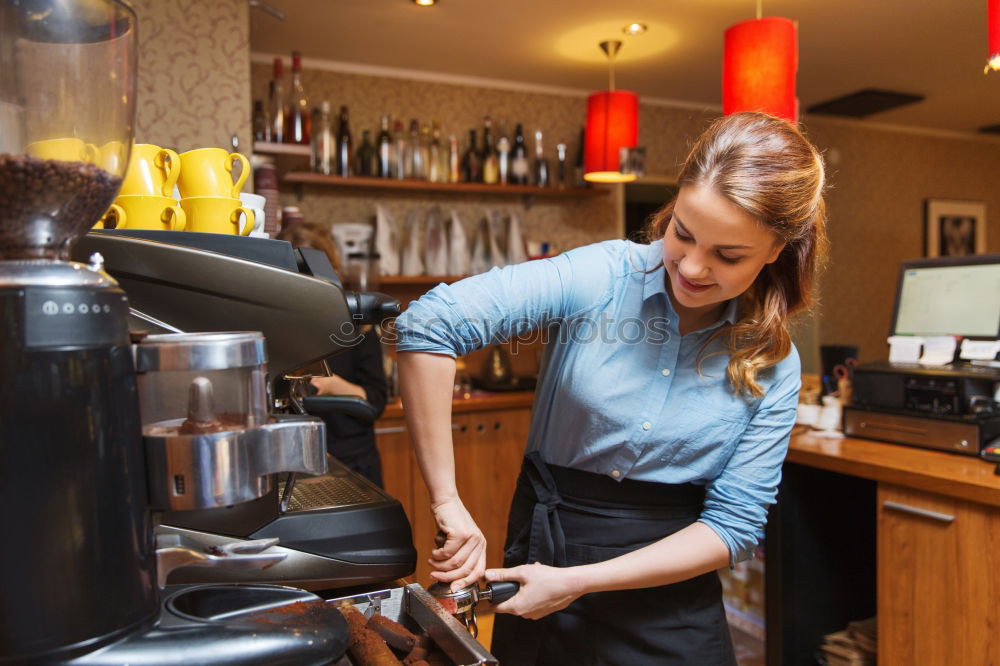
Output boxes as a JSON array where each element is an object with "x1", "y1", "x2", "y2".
[{"x1": 662, "y1": 184, "x2": 784, "y2": 327}]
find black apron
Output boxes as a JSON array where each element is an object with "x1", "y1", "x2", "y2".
[{"x1": 491, "y1": 452, "x2": 738, "y2": 666}]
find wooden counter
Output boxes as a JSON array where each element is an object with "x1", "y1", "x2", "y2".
[
  {"x1": 774, "y1": 427, "x2": 1000, "y2": 665},
  {"x1": 380, "y1": 390, "x2": 536, "y2": 421}
]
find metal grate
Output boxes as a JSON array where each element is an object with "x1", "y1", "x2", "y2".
[{"x1": 281, "y1": 475, "x2": 382, "y2": 511}]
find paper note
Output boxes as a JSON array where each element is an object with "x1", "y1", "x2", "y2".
[
  {"x1": 918, "y1": 336, "x2": 958, "y2": 366},
  {"x1": 959, "y1": 339, "x2": 1000, "y2": 361},
  {"x1": 887, "y1": 336, "x2": 923, "y2": 363}
]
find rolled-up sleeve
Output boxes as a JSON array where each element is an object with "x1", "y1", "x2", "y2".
[
  {"x1": 698, "y1": 348, "x2": 801, "y2": 565},
  {"x1": 394, "y1": 242, "x2": 622, "y2": 357}
]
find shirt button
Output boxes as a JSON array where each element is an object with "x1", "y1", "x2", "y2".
[
  {"x1": 642, "y1": 421, "x2": 652, "y2": 431},
  {"x1": 661, "y1": 368, "x2": 671, "y2": 376},
  {"x1": 611, "y1": 469, "x2": 621, "y2": 479}
]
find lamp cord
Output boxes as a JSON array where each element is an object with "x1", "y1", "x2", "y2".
[{"x1": 756, "y1": 0, "x2": 762, "y2": 20}]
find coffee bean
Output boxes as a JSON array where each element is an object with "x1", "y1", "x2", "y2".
[{"x1": 0, "y1": 153, "x2": 122, "y2": 260}]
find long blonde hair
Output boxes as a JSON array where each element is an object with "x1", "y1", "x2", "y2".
[{"x1": 646, "y1": 112, "x2": 829, "y2": 397}]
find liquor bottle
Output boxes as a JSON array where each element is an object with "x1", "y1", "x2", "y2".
[
  {"x1": 269, "y1": 58, "x2": 287, "y2": 144},
  {"x1": 461, "y1": 129, "x2": 482, "y2": 182},
  {"x1": 311, "y1": 101, "x2": 334, "y2": 175},
  {"x1": 481, "y1": 116, "x2": 499, "y2": 184},
  {"x1": 287, "y1": 51, "x2": 310, "y2": 144},
  {"x1": 418, "y1": 123, "x2": 431, "y2": 180},
  {"x1": 252, "y1": 100, "x2": 267, "y2": 142},
  {"x1": 405, "y1": 120, "x2": 422, "y2": 179},
  {"x1": 496, "y1": 121, "x2": 511, "y2": 185},
  {"x1": 376, "y1": 115, "x2": 393, "y2": 178},
  {"x1": 555, "y1": 142, "x2": 568, "y2": 188},
  {"x1": 392, "y1": 119, "x2": 406, "y2": 180},
  {"x1": 532, "y1": 129, "x2": 549, "y2": 187},
  {"x1": 573, "y1": 127, "x2": 586, "y2": 187},
  {"x1": 510, "y1": 123, "x2": 530, "y2": 185},
  {"x1": 448, "y1": 135, "x2": 460, "y2": 183},
  {"x1": 356, "y1": 129, "x2": 376, "y2": 177},
  {"x1": 427, "y1": 120, "x2": 443, "y2": 183},
  {"x1": 336, "y1": 105, "x2": 353, "y2": 177}
]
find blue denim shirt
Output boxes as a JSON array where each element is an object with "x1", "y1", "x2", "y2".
[{"x1": 394, "y1": 239, "x2": 801, "y2": 564}]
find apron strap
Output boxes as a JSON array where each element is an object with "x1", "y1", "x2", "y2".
[{"x1": 524, "y1": 451, "x2": 568, "y2": 567}]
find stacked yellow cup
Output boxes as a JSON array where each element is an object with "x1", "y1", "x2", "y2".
[
  {"x1": 98, "y1": 143, "x2": 186, "y2": 231},
  {"x1": 177, "y1": 148, "x2": 253, "y2": 236}
]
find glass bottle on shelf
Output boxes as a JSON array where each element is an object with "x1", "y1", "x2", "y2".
[
  {"x1": 356, "y1": 129, "x2": 376, "y2": 177},
  {"x1": 573, "y1": 127, "x2": 586, "y2": 187},
  {"x1": 336, "y1": 105, "x2": 353, "y2": 177},
  {"x1": 269, "y1": 58, "x2": 287, "y2": 144},
  {"x1": 253, "y1": 100, "x2": 267, "y2": 142},
  {"x1": 510, "y1": 123, "x2": 529, "y2": 185},
  {"x1": 533, "y1": 129, "x2": 549, "y2": 187},
  {"x1": 393, "y1": 119, "x2": 406, "y2": 180},
  {"x1": 427, "y1": 120, "x2": 443, "y2": 183},
  {"x1": 555, "y1": 142, "x2": 568, "y2": 188},
  {"x1": 418, "y1": 123, "x2": 431, "y2": 180},
  {"x1": 448, "y1": 134, "x2": 460, "y2": 183},
  {"x1": 287, "y1": 51, "x2": 310, "y2": 144},
  {"x1": 496, "y1": 120, "x2": 511, "y2": 185},
  {"x1": 405, "y1": 120, "x2": 422, "y2": 179},
  {"x1": 311, "y1": 101, "x2": 334, "y2": 175},
  {"x1": 481, "y1": 116, "x2": 499, "y2": 184},
  {"x1": 461, "y1": 129, "x2": 482, "y2": 183},
  {"x1": 376, "y1": 114, "x2": 393, "y2": 178}
]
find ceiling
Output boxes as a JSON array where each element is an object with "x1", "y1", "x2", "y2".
[{"x1": 249, "y1": 0, "x2": 1000, "y2": 137}]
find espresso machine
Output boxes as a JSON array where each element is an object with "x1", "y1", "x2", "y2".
[{"x1": 0, "y1": 2, "x2": 365, "y2": 663}]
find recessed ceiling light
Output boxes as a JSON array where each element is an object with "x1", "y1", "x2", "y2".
[
  {"x1": 412, "y1": 0, "x2": 436, "y2": 5},
  {"x1": 623, "y1": 23, "x2": 647, "y2": 35}
]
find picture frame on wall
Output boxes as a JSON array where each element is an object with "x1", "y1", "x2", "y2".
[{"x1": 924, "y1": 198, "x2": 987, "y2": 257}]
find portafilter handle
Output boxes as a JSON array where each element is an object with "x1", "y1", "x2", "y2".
[
  {"x1": 344, "y1": 291, "x2": 400, "y2": 326},
  {"x1": 426, "y1": 580, "x2": 521, "y2": 638}
]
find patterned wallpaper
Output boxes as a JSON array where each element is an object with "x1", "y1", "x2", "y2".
[
  {"x1": 246, "y1": 60, "x2": 1000, "y2": 371},
  {"x1": 131, "y1": 0, "x2": 252, "y2": 154}
]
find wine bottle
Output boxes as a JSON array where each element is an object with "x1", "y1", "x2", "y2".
[
  {"x1": 496, "y1": 121, "x2": 510, "y2": 185},
  {"x1": 428, "y1": 120, "x2": 443, "y2": 183},
  {"x1": 376, "y1": 114, "x2": 392, "y2": 178},
  {"x1": 448, "y1": 134, "x2": 460, "y2": 183},
  {"x1": 573, "y1": 127, "x2": 586, "y2": 187},
  {"x1": 269, "y1": 58, "x2": 287, "y2": 144},
  {"x1": 405, "y1": 119, "x2": 422, "y2": 179},
  {"x1": 287, "y1": 51, "x2": 310, "y2": 144},
  {"x1": 555, "y1": 142, "x2": 568, "y2": 188},
  {"x1": 510, "y1": 123, "x2": 529, "y2": 185},
  {"x1": 336, "y1": 105, "x2": 353, "y2": 177},
  {"x1": 311, "y1": 101, "x2": 334, "y2": 175},
  {"x1": 461, "y1": 129, "x2": 482, "y2": 182},
  {"x1": 481, "y1": 116, "x2": 499, "y2": 184},
  {"x1": 356, "y1": 129, "x2": 376, "y2": 177},
  {"x1": 532, "y1": 129, "x2": 549, "y2": 187},
  {"x1": 393, "y1": 119, "x2": 406, "y2": 180},
  {"x1": 253, "y1": 100, "x2": 267, "y2": 142}
]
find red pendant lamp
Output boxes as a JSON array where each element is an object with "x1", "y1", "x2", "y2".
[
  {"x1": 584, "y1": 40, "x2": 638, "y2": 183},
  {"x1": 722, "y1": 13, "x2": 798, "y2": 122},
  {"x1": 987, "y1": 0, "x2": 1000, "y2": 72}
]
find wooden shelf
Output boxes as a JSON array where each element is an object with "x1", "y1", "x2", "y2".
[
  {"x1": 253, "y1": 141, "x2": 310, "y2": 156},
  {"x1": 378, "y1": 274, "x2": 468, "y2": 286},
  {"x1": 282, "y1": 172, "x2": 607, "y2": 198}
]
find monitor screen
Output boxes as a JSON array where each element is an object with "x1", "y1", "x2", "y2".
[{"x1": 891, "y1": 254, "x2": 1000, "y2": 338}]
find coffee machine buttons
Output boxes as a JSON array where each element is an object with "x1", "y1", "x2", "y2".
[{"x1": 23, "y1": 287, "x2": 130, "y2": 349}]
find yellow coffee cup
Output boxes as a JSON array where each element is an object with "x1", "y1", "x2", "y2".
[
  {"x1": 178, "y1": 148, "x2": 250, "y2": 199},
  {"x1": 121, "y1": 144, "x2": 180, "y2": 197},
  {"x1": 107, "y1": 195, "x2": 186, "y2": 232},
  {"x1": 180, "y1": 196, "x2": 254, "y2": 236},
  {"x1": 97, "y1": 140, "x2": 130, "y2": 175},
  {"x1": 26, "y1": 137, "x2": 100, "y2": 164}
]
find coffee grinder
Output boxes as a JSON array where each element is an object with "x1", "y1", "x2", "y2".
[{"x1": 0, "y1": 2, "x2": 352, "y2": 663}]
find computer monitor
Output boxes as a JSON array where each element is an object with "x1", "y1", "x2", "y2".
[{"x1": 890, "y1": 253, "x2": 1000, "y2": 339}]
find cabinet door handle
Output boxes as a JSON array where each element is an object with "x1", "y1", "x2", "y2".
[{"x1": 882, "y1": 500, "x2": 955, "y2": 523}]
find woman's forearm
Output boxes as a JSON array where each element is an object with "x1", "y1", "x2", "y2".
[
  {"x1": 572, "y1": 522, "x2": 731, "y2": 595},
  {"x1": 397, "y1": 351, "x2": 460, "y2": 507}
]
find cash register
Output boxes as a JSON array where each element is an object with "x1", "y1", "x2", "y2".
[{"x1": 845, "y1": 253, "x2": 1000, "y2": 455}]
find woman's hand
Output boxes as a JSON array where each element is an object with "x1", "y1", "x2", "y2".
[
  {"x1": 310, "y1": 374, "x2": 367, "y2": 401},
  {"x1": 485, "y1": 563, "x2": 585, "y2": 620},
  {"x1": 429, "y1": 498, "x2": 487, "y2": 591}
]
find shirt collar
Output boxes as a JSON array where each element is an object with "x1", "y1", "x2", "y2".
[{"x1": 639, "y1": 240, "x2": 739, "y2": 331}]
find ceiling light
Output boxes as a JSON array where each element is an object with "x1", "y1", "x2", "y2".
[
  {"x1": 412, "y1": 0, "x2": 435, "y2": 6},
  {"x1": 987, "y1": 0, "x2": 1000, "y2": 72},
  {"x1": 722, "y1": 15, "x2": 798, "y2": 122},
  {"x1": 623, "y1": 23, "x2": 647, "y2": 36},
  {"x1": 584, "y1": 40, "x2": 638, "y2": 184}
]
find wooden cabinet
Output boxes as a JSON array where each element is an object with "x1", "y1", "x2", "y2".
[
  {"x1": 877, "y1": 484, "x2": 1000, "y2": 665},
  {"x1": 375, "y1": 400, "x2": 533, "y2": 586}
]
